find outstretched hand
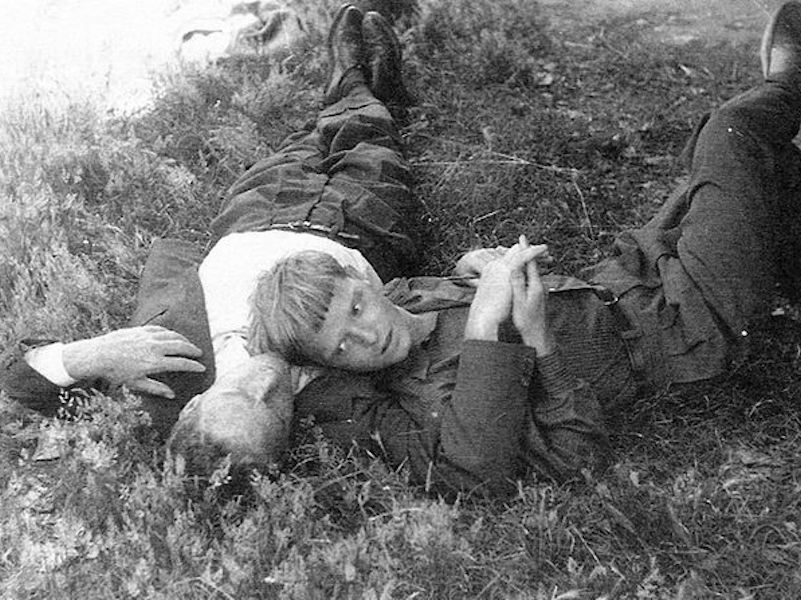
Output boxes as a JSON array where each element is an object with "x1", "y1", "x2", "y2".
[
  {"x1": 62, "y1": 325, "x2": 206, "y2": 399},
  {"x1": 464, "y1": 237, "x2": 550, "y2": 341}
]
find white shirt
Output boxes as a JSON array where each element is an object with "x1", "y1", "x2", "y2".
[
  {"x1": 198, "y1": 230, "x2": 380, "y2": 390},
  {"x1": 27, "y1": 230, "x2": 381, "y2": 391}
]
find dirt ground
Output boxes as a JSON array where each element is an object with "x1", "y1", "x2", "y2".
[
  {"x1": 542, "y1": 0, "x2": 782, "y2": 46},
  {"x1": 0, "y1": 0, "x2": 790, "y2": 112}
]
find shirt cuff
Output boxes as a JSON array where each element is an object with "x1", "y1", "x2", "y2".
[{"x1": 25, "y1": 343, "x2": 78, "y2": 387}]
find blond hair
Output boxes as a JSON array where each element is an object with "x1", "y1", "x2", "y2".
[{"x1": 248, "y1": 250, "x2": 357, "y2": 364}]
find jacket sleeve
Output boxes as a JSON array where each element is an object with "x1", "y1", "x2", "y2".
[
  {"x1": 295, "y1": 339, "x2": 608, "y2": 498},
  {"x1": 432, "y1": 339, "x2": 536, "y2": 496},
  {"x1": 434, "y1": 341, "x2": 608, "y2": 495},
  {"x1": 291, "y1": 342, "x2": 532, "y2": 498},
  {"x1": 523, "y1": 350, "x2": 610, "y2": 481},
  {"x1": 0, "y1": 339, "x2": 103, "y2": 416},
  {"x1": 1, "y1": 239, "x2": 214, "y2": 436}
]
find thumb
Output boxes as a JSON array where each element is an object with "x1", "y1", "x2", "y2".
[
  {"x1": 511, "y1": 265, "x2": 526, "y2": 304},
  {"x1": 526, "y1": 256, "x2": 542, "y2": 294}
]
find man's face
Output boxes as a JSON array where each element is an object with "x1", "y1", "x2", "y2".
[
  {"x1": 176, "y1": 355, "x2": 294, "y2": 466},
  {"x1": 189, "y1": 392, "x2": 279, "y2": 457},
  {"x1": 306, "y1": 276, "x2": 412, "y2": 371}
]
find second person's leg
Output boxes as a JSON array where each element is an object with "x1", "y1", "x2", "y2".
[{"x1": 671, "y1": 5, "x2": 801, "y2": 337}]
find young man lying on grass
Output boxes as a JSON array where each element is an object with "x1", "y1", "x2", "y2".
[
  {"x1": 5, "y1": 2, "x2": 801, "y2": 498},
  {"x1": 175, "y1": 1, "x2": 801, "y2": 497},
  {"x1": 0, "y1": 5, "x2": 418, "y2": 462}
]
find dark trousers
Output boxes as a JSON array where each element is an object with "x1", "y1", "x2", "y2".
[
  {"x1": 589, "y1": 79, "x2": 801, "y2": 386},
  {"x1": 210, "y1": 84, "x2": 420, "y2": 281},
  {"x1": 129, "y1": 87, "x2": 421, "y2": 436},
  {"x1": 663, "y1": 78, "x2": 801, "y2": 331}
]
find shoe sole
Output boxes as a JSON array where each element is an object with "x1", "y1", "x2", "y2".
[
  {"x1": 363, "y1": 11, "x2": 413, "y2": 104},
  {"x1": 761, "y1": 1, "x2": 801, "y2": 78}
]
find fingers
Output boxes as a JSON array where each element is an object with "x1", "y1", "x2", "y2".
[
  {"x1": 511, "y1": 235, "x2": 552, "y2": 262},
  {"x1": 127, "y1": 377, "x2": 176, "y2": 399},
  {"x1": 158, "y1": 338, "x2": 204, "y2": 358},
  {"x1": 160, "y1": 356, "x2": 207, "y2": 373},
  {"x1": 139, "y1": 326, "x2": 203, "y2": 352},
  {"x1": 138, "y1": 325, "x2": 200, "y2": 348},
  {"x1": 118, "y1": 357, "x2": 204, "y2": 396},
  {"x1": 510, "y1": 261, "x2": 527, "y2": 303},
  {"x1": 525, "y1": 260, "x2": 548, "y2": 311},
  {"x1": 526, "y1": 255, "x2": 541, "y2": 290},
  {"x1": 134, "y1": 326, "x2": 204, "y2": 359},
  {"x1": 503, "y1": 244, "x2": 548, "y2": 271},
  {"x1": 475, "y1": 247, "x2": 508, "y2": 265},
  {"x1": 510, "y1": 234, "x2": 546, "y2": 303},
  {"x1": 510, "y1": 246, "x2": 544, "y2": 303}
]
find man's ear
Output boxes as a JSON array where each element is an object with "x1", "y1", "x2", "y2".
[{"x1": 177, "y1": 394, "x2": 203, "y2": 420}]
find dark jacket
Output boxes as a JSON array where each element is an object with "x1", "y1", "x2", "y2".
[
  {"x1": 294, "y1": 275, "x2": 638, "y2": 497},
  {"x1": 0, "y1": 239, "x2": 636, "y2": 494},
  {"x1": 0, "y1": 239, "x2": 216, "y2": 438}
]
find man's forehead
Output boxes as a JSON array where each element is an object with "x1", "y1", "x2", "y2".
[
  {"x1": 329, "y1": 277, "x2": 363, "y2": 316},
  {"x1": 313, "y1": 279, "x2": 356, "y2": 350}
]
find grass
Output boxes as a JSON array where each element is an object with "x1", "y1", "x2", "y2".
[{"x1": 2, "y1": 0, "x2": 801, "y2": 597}]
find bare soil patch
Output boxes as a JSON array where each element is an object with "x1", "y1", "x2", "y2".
[{"x1": 541, "y1": 0, "x2": 781, "y2": 46}]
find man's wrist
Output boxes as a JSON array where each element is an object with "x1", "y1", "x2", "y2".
[
  {"x1": 521, "y1": 329, "x2": 555, "y2": 355},
  {"x1": 464, "y1": 317, "x2": 499, "y2": 341},
  {"x1": 62, "y1": 338, "x2": 101, "y2": 381}
]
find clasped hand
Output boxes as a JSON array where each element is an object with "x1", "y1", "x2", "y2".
[
  {"x1": 62, "y1": 325, "x2": 206, "y2": 399},
  {"x1": 463, "y1": 236, "x2": 554, "y2": 354},
  {"x1": 453, "y1": 245, "x2": 511, "y2": 281}
]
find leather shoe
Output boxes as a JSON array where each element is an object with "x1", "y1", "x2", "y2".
[
  {"x1": 761, "y1": 1, "x2": 801, "y2": 81},
  {"x1": 324, "y1": 5, "x2": 368, "y2": 105},
  {"x1": 363, "y1": 10, "x2": 414, "y2": 105}
]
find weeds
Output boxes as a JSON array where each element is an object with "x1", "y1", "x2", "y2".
[{"x1": 1, "y1": 0, "x2": 799, "y2": 597}]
